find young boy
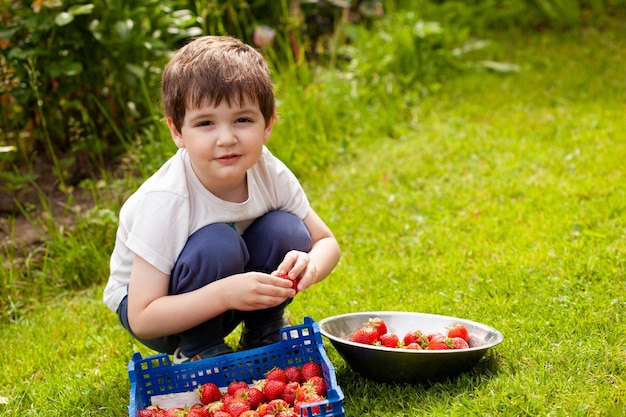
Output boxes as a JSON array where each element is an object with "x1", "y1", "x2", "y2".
[{"x1": 103, "y1": 36, "x2": 340, "y2": 363}]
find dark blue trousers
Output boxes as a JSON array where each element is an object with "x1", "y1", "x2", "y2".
[{"x1": 117, "y1": 210, "x2": 312, "y2": 355}]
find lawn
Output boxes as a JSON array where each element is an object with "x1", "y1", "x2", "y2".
[{"x1": 1, "y1": 16, "x2": 625, "y2": 417}]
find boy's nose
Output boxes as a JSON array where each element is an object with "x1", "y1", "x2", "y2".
[{"x1": 215, "y1": 126, "x2": 237, "y2": 146}]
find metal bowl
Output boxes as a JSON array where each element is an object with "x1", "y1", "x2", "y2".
[{"x1": 318, "y1": 311, "x2": 504, "y2": 383}]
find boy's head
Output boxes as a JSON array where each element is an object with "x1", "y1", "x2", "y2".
[{"x1": 162, "y1": 36, "x2": 276, "y2": 133}]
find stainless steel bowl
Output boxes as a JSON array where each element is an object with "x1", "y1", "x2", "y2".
[{"x1": 318, "y1": 311, "x2": 504, "y2": 383}]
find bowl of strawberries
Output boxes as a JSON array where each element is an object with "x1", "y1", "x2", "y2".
[{"x1": 318, "y1": 311, "x2": 504, "y2": 383}]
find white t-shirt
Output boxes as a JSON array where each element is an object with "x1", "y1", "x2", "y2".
[{"x1": 103, "y1": 146, "x2": 310, "y2": 312}]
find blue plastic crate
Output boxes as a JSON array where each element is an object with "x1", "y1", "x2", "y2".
[{"x1": 128, "y1": 316, "x2": 345, "y2": 417}]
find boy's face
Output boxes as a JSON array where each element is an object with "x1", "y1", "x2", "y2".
[{"x1": 167, "y1": 96, "x2": 275, "y2": 200}]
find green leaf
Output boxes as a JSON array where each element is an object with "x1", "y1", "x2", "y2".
[
  {"x1": 55, "y1": 12, "x2": 74, "y2": 26},
  {"x1": 67, "y1": 4, "x2": 95, "y2": 16},
  {"x1": 0, "y1": 27, "x2": 19, "y2": 40},
  {"x1": 48, "y1": 60, "x2": 84, "y2": 77}
]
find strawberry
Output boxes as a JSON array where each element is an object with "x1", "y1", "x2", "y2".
[
  {"x1": 378, "y1": 332, "x2": 399, "y2": 348},
  {"x1": 276, "y1": 409, "x2": 298, "y2": 417},
  {"x1": 351, "y1": 325, "x2": 379, "y2": 345},
  {"x1": 228, "y1": 381, "x2": 249, "y2": 396},
  {"x1": 223, "y1": 398, "x2": 251, "y2": 417},
  {"x1": 282, "y1": 381, "x2": 300, "y2": 405},
  {"x1": 427, "y1": 337, "x2": 453, "y2": 350},
  {"x1": 404, "y1": 342, "x2": 422, "y2": 350},
  {"x1": 221, "y1": 393, "x2": 234, "y2": 405},
  {"x1": 262, "y1": 379, "x2": 286, "y2": 400},
  {"x1": 366, "y1": 317, "x2": 387, "y2": 336},
  {"x1": 153, "y1": 408, "x2": 178, "y2": 417},
  {"x1": 265, "y1": 399, "x2": 289, "y2": 415},
  {"x1": 448, "y1": 323, "x2": 469, "y2": 342},
  {"x1": 213, "y1": 411, "x2": 232, "y2": 417},
  {"x1": 300, "y1": 362, "x2": 323, "y2": 381},
  {"x1": 403, "y1": 330, "x2": 428, "y2": 348},
  {"x1": 427, "y1": 332, "x2": 446, "y2": 342},
  {"x1": 284, "y1": 365, "x2": 302, "y2": 383},
  {"x1": 239, "y1": 411, "x2": 260, "y2": 417},
  {"x1": 295, "y1": 382, "x2": 316, "y2": 403},
  {"x1": 197, "y1": 382, "x2": 222, "y2": 405},
  {"x1": 139, "y1": 406, "x2": 160, "y2": 417},
  {"x1": 294, "y1": 394, "x2": 324, "y2": 416},
  {"x1": 306, "y1": 376, "x2": 327, "y2": 397},
  {"x1": 265, "y1": 366, "x2": 288, "y2": 383},
  {"x1": 185, "y1": 404, "x2": 210, "y2": 417},
  {"x1": 246, "y1": 387, "x2": 265, "y2": 409},
  {"x1": 277, "y1": 272, "x2": 299, "y2": 293},
  {"x1": 255, "y1": 402, "x2": 269, "y2": 417},
  {"x1": 450, "y1": 336, "x2": 469, "y2": 349}
]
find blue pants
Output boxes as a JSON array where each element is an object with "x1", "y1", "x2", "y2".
[{"x1": 117, "y1": 210, "x2": 312, "y2": 355}]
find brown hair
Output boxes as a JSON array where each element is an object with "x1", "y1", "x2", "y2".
[{"x1": 161, "y1": 36, "x2": 276, "y2": 132}]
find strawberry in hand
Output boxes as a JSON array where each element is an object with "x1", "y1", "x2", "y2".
[{"x1": 276, "y1": 272, "x2": 300, "y2": 293}]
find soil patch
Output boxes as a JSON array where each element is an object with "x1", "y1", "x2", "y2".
[{"x1": 0, "y1": 157, "x2": 96, "y2": 249}]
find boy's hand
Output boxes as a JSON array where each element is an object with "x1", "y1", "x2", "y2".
[
  {"x1": 222, "y1": 272, "x2": 295, "y2": 311},
  {"x1": 273, "y1": 250, "x2": 317, "y2": 293}
]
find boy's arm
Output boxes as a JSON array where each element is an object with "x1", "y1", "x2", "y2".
[{"x1": 127, "y1": 255, "x2": 295, "y2": 339}]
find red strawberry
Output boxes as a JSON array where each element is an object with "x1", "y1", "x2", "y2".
[
  {"x1": 448, "y1": 324, "x2": 469, "y2": 342},
  {"x1": 213, "y1": 411, "x2": 233, "y2": 417},
  {"x1": 277, "y1": 272, "x2": 299, "y2": 293},
  {"x1": 228, "y1": 381, "x2": 249, "y2": 396},
  {"x1": 139, "y1": 406, "x2": 160, "y2": 417},
  {"x1": 263, "y1": 379, "x2": 286, "y2": 400},
  {"x1": 427, "y1": 337, "x2": 453, "y2": 350},
  {"x1": 255, "y1": 402, "x2": 269, "y2": 417},
  {"x1": 294, "y1": 394, "x2": 324, "y2": 416},
  {"x1": 404, "y1": 342, "x2": 422, "y2": 350},
  {"x1": 185, "y1": 405, "x2": 210, "y2": 417},
  {"x1": 276, "y1": 409, "x2": 298, "y2": 417},
  {"x1": 403, "y1": 330, "x2": 428, "y2": 348},
  {"x1": 153, "y1": 408, "x2": 178, "y2": 417},
  {"x1": 223, "y1": 398, "x2": 251, "y2": 417},
  {"x1": 265, "y1": 399, "x2": 289, "y2": 415},
  {"x1": 300, "y1": 362, "x2": 323, "y2": 381},
  {"x1": 284, "y1": 365, "x2": 302, "y2": 383},
  {"x1": 306, "y1": 376, "x2": 327, "y2": 397},
  {"x1": 282, "y1": 381, "x2": 300, "y2": 405},
  {"x1": 221, "y1": 393, "x2": 234, "y2": 405},
  {"x1": 378, "y1": 333, "x2": 399, "y2": 348},
  {"x1": 197, "y1": 382, "x2": 222, "y2": 404},
  {"x1": 265, "y1": 366, "x2": 288, "y2": 383},
  {"x1": 366, "y1": 317, "x2": 387, "y2": 336},
  {"x1": 246, "y1": 387, "x2": 265, "y2": 409},
  {"x1": 239, "y1": 411, "x2": 260, "y2": 417},
  {"x1": 351, "y1": 326, "x2": 379, "y2": 345},
  {"x1": 450, "y1": 336, "x2": 470, "y2": 349},
  {"x1": 427, "y1": 332, "x2": 446, "y2": 342},
  {"x1": 295, "y1": 382, "x2": 316, "y2": 403}
]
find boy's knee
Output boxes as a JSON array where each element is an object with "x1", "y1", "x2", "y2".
[
  {"x1": 254, "y1": 211, "x2": 312, "y2": 249},
  {"x1": 172, "y1": 223, "x2": 249, "y2": 293}
]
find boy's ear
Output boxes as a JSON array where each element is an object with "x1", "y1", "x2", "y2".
[
  {"x1": 263, "y1": 113, "x2": 277, "y2": 142},
  {"x1": 167, "y1": 118, "x2": 185, "y2": 148}
]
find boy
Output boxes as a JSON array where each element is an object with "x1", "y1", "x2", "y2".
[{"x1": 103, "y1": 36, "x2": 340, "y2": 363}]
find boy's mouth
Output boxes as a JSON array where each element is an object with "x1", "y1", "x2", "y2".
[{"x1": 217, "y1": 153, "x2": 241, "y2": 163}]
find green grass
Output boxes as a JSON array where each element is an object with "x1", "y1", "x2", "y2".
[{"x1": 2, "y1": 18, "x2": 626, "y2": 417}]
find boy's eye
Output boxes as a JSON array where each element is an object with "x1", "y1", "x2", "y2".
[
  {"x1": 197, "y1": 120, "x2": 213, "y2": 127},
  {"x1": 236, "y1": 117, "x2": 253, "y2": 123}
]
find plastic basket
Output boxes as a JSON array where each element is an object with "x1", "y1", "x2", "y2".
[{"x1": 128, "y1": 316, "x2": 345, "y2": 417}]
